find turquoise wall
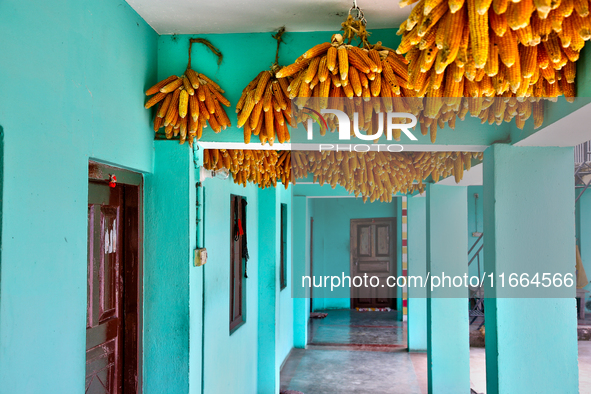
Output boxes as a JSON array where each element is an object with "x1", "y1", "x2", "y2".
[
  {"x1": 277, "y1": 187, "x2": 294, "y2": 369},
  {"x1": 144, "y1": 142, "x2": 196, "y2": 393},
  {"x1": 577, "y1": 190, "x2": 591, "y2": 308},
  {"x1": 467, "y1": 186, "x2": 484, "y2": 278},
  {"x1": 0, "y1": 0, "x2": 157, "y2": 392},
  {"x1": 483, "y1": 144, "x2": 578, "y2": 393},
  {"x1": 407, "y1": 196, "x2": 427, "y2": 352},
  {"x1": 292, "y1": 196, "x2": 312, "y2": 348},
  {"x1": 310, "y1": 198, "x2": 397, "y2": 310},
  {"x1": 201, "y1": 178, "x2": 260, "y2": 393}
]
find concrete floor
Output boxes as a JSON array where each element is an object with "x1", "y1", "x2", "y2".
[{"x1": 280, "y1": 309, "x2": 591, "y2": 394}]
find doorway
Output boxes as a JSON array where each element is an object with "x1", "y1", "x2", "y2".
[
  {"x1": 86, "y1": 162, "x2": 142, "y2": 394},
  {"x1": 350, "y1": 218, "x2": 396, "y2": 309}
]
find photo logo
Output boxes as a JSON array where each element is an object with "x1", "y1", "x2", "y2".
[{"x1": 302, "y1": 107, "x2": 328, "y2": 135}]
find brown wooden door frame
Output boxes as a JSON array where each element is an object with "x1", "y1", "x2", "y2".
[
  {"x1": 310, "y1": 217, "x2": 314, "y2": 313},
  {"x1": 87, "y1": 161, "x2": 143, "y2": 393},
  {"x1": 349, "y1": 217, "x2": 397, "y2": 309}
]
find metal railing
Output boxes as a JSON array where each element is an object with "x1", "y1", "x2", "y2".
[{"x1": 575, "y1": 140, "x2": 591, "y2": 164}]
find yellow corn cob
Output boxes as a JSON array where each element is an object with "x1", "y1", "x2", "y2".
[
  {"x1": 208, "y1": 85, "x2": 230, "y2": 107},
  {"x1": 160, "y1": 78, "x2": 184, "y2": 93},
  {"x1": 561, "y1": 75, "x2": 576, "y2": 101},
  {"x1": 179, "y1": 89, "x2": 189, "y2": 118},
  {"x1": 338, "y1": 47, "x2": 349, "y2": 81},
  {"x1": 351, "y1": 47, "x2": 379, "y2": 72},
  {"x1": 534, "y1": 0, "x2": 553, "y2": 15},
  {"x1": 157, "y1": 94, "x2": 173, "y2": 118},
  {"x1": 262, "y1": 82, "x2": 274, "y2": 112},
  {"x1": 496, "y1": 29, "x2": 518, "y2": 67},
  {"x1": 304, "y1": 57, "x2": 321, "y2": 84},
  {"x1": 558, "y1": 0, "x2": 574, "y2": 17},
  {"x1": 544, "y1": 32, "x2": 563, "y2": 62},
  {"x1": 520, "y1": 45, "x2": 538, "y2": 78},
  {"x1": 419, "y1": 0, "x2": 449, "y2": 36},
  {"x1": 237, "y1": 91, "x2": 256, "y2": 128},
  {"x1": 317, "y1": 56, "x2": 330, "y2": 83},
  {"x1": 574, "y1": 0, "x2": 590, "y2": 16},
  {"x1": 255, "y1": 71, "x2": 272, "y2": 102},
  {"x1": 533, "y1": 101, "x2": 544, "y2": 127},
  {"x1": 468, "y1": 0, "x2": 489, "y2": 68},
  {"x1": 153, "y1": 112, "x2": 163, "y2": 131},
  {"x1": 326, "y1": 46, "x2": 338, "y2": 72},
  {"x1": 144, "y1": 92, "x2": 167, "y2": 109},
  {"x1": 303, "y1": 42, "x2": 332, "y2": 59},
  {"x1": 181, "y1": 76, "x2": 195, "y2": 96},
  {"x1": 490, "y1": 10, "x2": 508, "y2": 36},
  {"x1": 476, "y1": 0, "x2": 495, "y2": 14},
  {"x1": 164, "y1": 89, "x2": 181, "y2": 126},
  {"x1": 276, "y1": 60, "x2": 310, "y2": 78},
  {"x1": 540, "y1": 63, "x2": 557, "y2": 82},
  {"x1": 493, "y1": 0, "x2": 509, "y2": 13},
  {"x1": 203, "y1": 86, "x2": 215, "y2": 114},
  {"x1": 450, "y1": 0, "x2": 466, "y2": 13},
  {"x1": 185, "y1": 68, "x2": 201, "y2": 89},
  {"x1": 349, "y1": 67, "x2": 363, "y2": 97},
  {"x1": 146, "y1": 75, "x2": 178, "y2": 95}
]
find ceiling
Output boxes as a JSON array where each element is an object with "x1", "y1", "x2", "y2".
[{"x1": 125, "y1": 0, "x2": 410, "y2": 35}]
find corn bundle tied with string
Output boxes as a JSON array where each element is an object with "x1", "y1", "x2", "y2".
[
  {"x1": 144, "y1": 38, "x2": 231, "y2": 146},
  {"x1": 236, "y1": 28, "x2": 296, "y2": 146},
  {"x1": 275, "y1": 12, "x2": 418, "y2": 141}
]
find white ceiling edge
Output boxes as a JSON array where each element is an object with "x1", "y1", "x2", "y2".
[
  {"x1": 515, "y1": 103, "x2": 591, "y2": 147},
  {"x1": 437, "y1": 163, "x2": 483, "y2": 186},
  {"x1": 125, "y1": 0, "x2": 411, "y2": 35}
]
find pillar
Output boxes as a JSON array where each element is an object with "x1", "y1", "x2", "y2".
[
  {"x1": 292, "y1": 196, "x2": 310, "y2": 348},
  {"x1": 483, "y1": 144, "x2": 578, "y2": 393},
  {"x1": 144, "y1": 141, "x2": 194, "y2": 393},
  {"x1": 407, "y1": 196, "x2": 427, "y2": 352},
  {"x1": 426, "y1": 183, "x2": 470, "y2": 394},
  {"x1": 257, "y1": 187, "x2": 279, "y2": 394}
]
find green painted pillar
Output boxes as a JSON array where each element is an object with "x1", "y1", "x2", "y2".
[
  {"x1": 292, "y1": 196, "x2": 310, "y2": 348},
  {"x1": 426, "y1": 184, "x2": 470, "y2": 394},
  {"x1": 407, "y1": 196, "x2": 427, "y2": 352},
  {"x1": 483, "y1": 144, "x2": 578, "y2": 393},
  {"x1": 257, "y1": 187, "x2": 279, "y2": 394},
  {"x1": 144, "y1": 141, "x2": 194, "y2": 394}
]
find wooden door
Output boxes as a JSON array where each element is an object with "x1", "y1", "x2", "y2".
[
  {"x1": 86, "y1": 163, "x2": 141, "y2": 394},
  {"x1": 350, "y1": 218, "x2": 396, "y2": 309}
]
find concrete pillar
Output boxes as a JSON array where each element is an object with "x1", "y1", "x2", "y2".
[
  {"x1": 483, "y1": 144, "x2": 578, "y2": 393},
  {"x1": 257, "y1": 187, "x2": 279, "y2": 394},
  {"x1": 292, "y1": 196, "x2": 310, "y2": 348},
  {"x1": 407, "y1": 196, "x2": 427, "y2": 352},
  {"x1": 144, "y1": 141, "x2": 194, "y2": 393},
  {"x1": 426, "y1": 184, "x2": 470, "y2": 394}
]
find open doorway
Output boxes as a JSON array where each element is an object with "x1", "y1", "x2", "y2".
[{"x1": 85, "y1": 162, "x2": 143, "y2": 394}]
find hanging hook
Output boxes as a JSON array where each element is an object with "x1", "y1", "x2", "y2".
[{"x1": 348, "y1": 0, "x2": 367, "y2": 25}]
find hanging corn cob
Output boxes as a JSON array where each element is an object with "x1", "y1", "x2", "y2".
[
  {"x1": 202, "y1": 149, "x2": 292, "y2": 189},
  {"x1": 291, "y1": 150, "x2": 483, "y2": 202},
  {"x1": 395, "y1": 0, "x2": 585, "y2": 134},
  {"x1": 236, "y1": 28, "x2": 295, "y2": 145},
  {"x1": 144, "y1": 38, "x2": 231, "y2": 146}
]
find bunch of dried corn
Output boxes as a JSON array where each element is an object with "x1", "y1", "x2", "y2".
[
  {"x1": 144, "y1": 67, "x2": 231, "y2": 146},
  {"x1": 236, "y1": 68, "x2": 295, "y2": 145},
  {"x1": 291, "y1": 150, "x2": 482, "y2": 202},
  {"x1": 275, "y1": 32, "x2": 420, "y2": 138},
  {"x1": 396, "y1": 0, "x2": 585, "y2": 132},
  {"x1": 203, "y1": 149, "x2": 292, "y2": 189}
]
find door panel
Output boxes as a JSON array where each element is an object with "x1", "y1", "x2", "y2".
[
  {"x1": 351, "y1": 218, "x2": 396, "y2": 309},
  {"x1": 87, "y1": 183, "x2": 123, "y2": 394}
]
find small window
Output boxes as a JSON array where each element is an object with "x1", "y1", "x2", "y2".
[
  {"x1": 230, "y1": 195, "x2": 247, "y2": 332},
  {"x1": 280, "y1": 203, "x2": 287, "y2": 290}
]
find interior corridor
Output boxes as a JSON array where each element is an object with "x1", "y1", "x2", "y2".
[{"x1": 281, "y1": 309, "x2": 591, "y2": 394}]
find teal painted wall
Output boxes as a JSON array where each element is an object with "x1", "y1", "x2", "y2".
[
  {"x1": 407, "y1": 196, "x2": 427, "y2": 352},
  {"x1": 144, "y1": 142, "x2": 195, "y2": 393},
  {"x1": 483, "y1": 144, "x2": 578, "y2": 393},
  {"x1": 292, "y1": 196, "x2": 312, "y2": 348},
  {"x1": 577, "y1": 190, "x2": 591, "y2": 308},
  {"x1": 310, "y1": 198, "x2": 397, "y2": 310},
  {"x1": 277, "y1": 187, "x2": 294, "y2": 368},
  {"x1": 426, "y1": 184, "x2": 470, "y2": 393},
  {"x1": 0, "y1": 0, "x2": 157, "y2": 392},
  {"x1": 201, "y1": 178, "x2": 260, "y2": 394},
  {"x1": 467, "y1": 186, "x2": 484, "y2": 278}
]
